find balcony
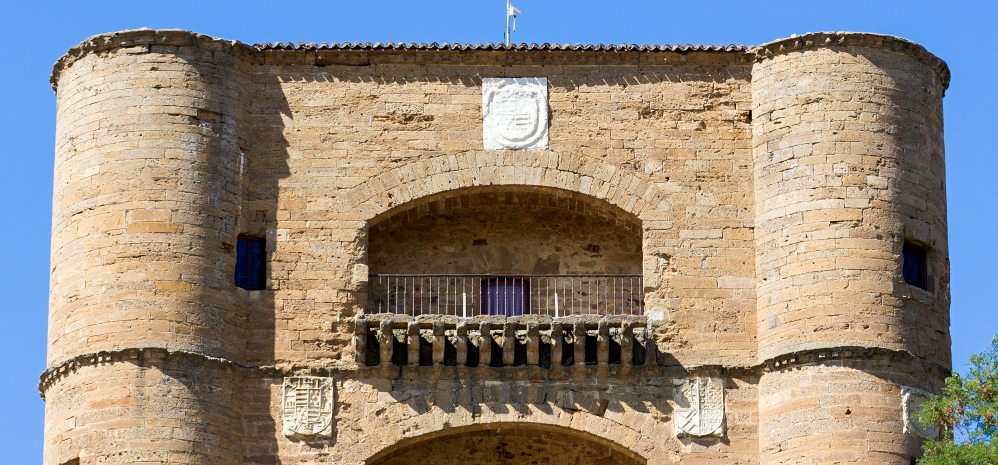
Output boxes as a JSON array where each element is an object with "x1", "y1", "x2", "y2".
[
  {"x1": 367, "y1": 274, "x2": 643, "y2": 317},
  {"x1": 360, "y1": 186, "x2": 647, "y2": 369},
  {"x1": 358, "y1": 274, "x2": 650, "y2": 368}
]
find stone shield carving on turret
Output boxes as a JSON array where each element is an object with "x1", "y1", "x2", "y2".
[
  {"x1": 673, "y1": 377, "x2": 725, "y2": 437},
  {"x1": 902, "y1": 386, "x2": 940, "y2": 439},
  {"x1": 482, "y1": 77, "x2": 548, "y2": 150},
  {"x1": 282, "y1": 376, "x2": 335, "y2": 438}
]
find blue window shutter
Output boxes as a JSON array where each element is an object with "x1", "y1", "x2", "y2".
[
  {"x1": 902, "y1": 242, "x2": 927, "y2": 290},
  {"x1": 235, "y1": 236, "x2": 266, "y2": 290}
]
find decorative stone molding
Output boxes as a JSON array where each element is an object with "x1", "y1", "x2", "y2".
[
  {"x1": 52, "y1": 30, "x2": 948, "y2": 94},
  {"x1": 281, "y1": 376, "x2": 336, "y2": 439},
  {"x1": 902, "y1": 386, "x2": 940, "y2": 439},
  {"x1": 761, "y1": 346, "x2": 950, "y2": 379},
  {"x1": 354, "y1": 314, "x2": 654, "y2": 368},
  {"x1": 38, "y1": 344, "x2": 952, "y2": 398},
  {"x1": 259, "y1": 42, "x2": 748, "y2": 52},
  {"x1": 673, "y1": 377, "x2": 724, "y2": 437},
  {"x1": 482, "y1": 77, "x2": 548, "y2": 150},
  {"x1": 37, "y1": 347, "x2": 243, "y2": 399},
  {"x1": 750, "y1": 32, "x2": 950, "y2": 90},
  {"x1": 50, "y1": 28, "x2": 258, "y2": 90}
]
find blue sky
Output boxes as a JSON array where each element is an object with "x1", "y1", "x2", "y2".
[{"x1": 2, "y1": 1, "x2": 995, "y2": 461}]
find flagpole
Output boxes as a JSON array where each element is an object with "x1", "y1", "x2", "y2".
[{"x1": 504, "y1": 0, "x2": 511, "y2": 46}]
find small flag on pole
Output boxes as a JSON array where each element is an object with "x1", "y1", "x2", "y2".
[{"x1": 504, "y1": 0, "x2": 522, "y2": 45}]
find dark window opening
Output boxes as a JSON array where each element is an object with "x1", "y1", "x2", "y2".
[
  {"x1": 632, "y1": 337, "x2": 646, "y2": 365},
  {"x1": 235, "y1": 236, "x2": 266, "y2": 290},
  {"x1": 466, "y1": 340, "x2": 480, "y2": 367},
  {"x1": 418, "y1": 335, "x2": 432, "y2": 366},
  {"x1": 902, "y1": 242, "x2": 928, "y2": 290},
  {"x1": 481, "y1": 277, "x2": 530, "y2": 316},
  {"x1": 584, "y1": 334, "x2": 598, "y2": 365},
  {"x1": 489, "y1": 338, "x2": 503, "y2": 367},
  {"x1": 392, "y1": 337, "x2": 407, "y2": 366},
  {"x1": 609, "y1": 335, "x2": 621, "y2": 364},
  {"x1": 562, "y1": 336, "x2": 575, "y2": 366},
  {"x1": 443, "y1": 337, "x2": 457, "y2": 366},
  {"x1": 513, "y1": 337, "x2": 527, "y2": 366},
  {"x1": 366, "y1": 329, "x2": 380, "y2": 366},
  {"x1": 538, "y1": 338, "x2": 551, "y2": 368}
]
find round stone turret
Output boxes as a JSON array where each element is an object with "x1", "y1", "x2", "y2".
[
  {"x1": 750, "y1": 32, "x2": 950, "y2": 464},
  {"x1": 45, "y1": 29, "x2": 252, "y2": 465}
]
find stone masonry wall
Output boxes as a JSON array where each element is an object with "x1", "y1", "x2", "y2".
[
  {"x1": 751, "y1": 40, "x2": 950, "y2": 366},
  {"x1": 47, "y1": 33, "x2": 252, "y2": 465},
  {"x1": 368, "y1": 187, "x2": 642, "y2": 275},
  {"x1": 241, "y1": 368, "x2": 761, "y2": 465},
  {"x1": 45, "y1": 30, "x2": 950, "y2": 465},
  {"x1": 241, "y1": 45, "x2": 757, "y2": 368},
  {"x1": 759, "y1": 360, "x2": 940, "y2": 464},
  {"x1": 372, "y1": 426, "x2": 643, "y2": 465},
  {"x1": 750, "y1": 36, "x2": 951, "y2": 464},
  {"x1": 43, "y1": 351, "x2": 242, "y2": 465},
  {"x1": 49, "y1": 34, "x2": 252, "y2": 366}
]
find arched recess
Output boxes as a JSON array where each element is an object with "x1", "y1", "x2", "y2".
[
  {"x1": 367, "y1": 185, "x2": 642, "y2": 275},
  {"x1": 347, "y1": 153, "x2": 655, "y2": 316},
  {"x1": 366, "y1": 422, "x2": 647, "y2": 465},
  {"x1": 344, "y1": 152, "x2": 657, "y2": 222}
]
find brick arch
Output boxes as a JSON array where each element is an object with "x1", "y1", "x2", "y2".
[
  {"x1": 364, "y1": 420, "x2": 650, "y2": 465},
  {"x1": 346, "y1": 152, "x2": 657, "y2": 222},
  {"x1": 367, "y1": 185, "x2": 643, "y2": 235}
]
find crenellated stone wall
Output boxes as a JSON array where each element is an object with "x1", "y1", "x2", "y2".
[{"x1": 44, "y1": 29, "x2": 950, "y2": 465}]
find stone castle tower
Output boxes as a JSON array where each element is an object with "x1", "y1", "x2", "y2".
[{"x1": 43, "y1": 29, "x2": 950, "y2": 465}]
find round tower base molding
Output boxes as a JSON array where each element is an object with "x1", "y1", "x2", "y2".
[{"x1": 43, "y1": 352, "x2": 242, "y2": 465}]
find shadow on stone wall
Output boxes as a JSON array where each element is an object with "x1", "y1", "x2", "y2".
[{"x1": 239, "y1": 68, "x2": 291, "y2": 462}]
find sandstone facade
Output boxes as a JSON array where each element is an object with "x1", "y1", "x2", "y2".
[{"x1": 44, "y1": 29, "x2": 950, "y2": 465}]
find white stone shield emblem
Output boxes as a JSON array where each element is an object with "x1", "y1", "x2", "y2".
[
  {"x1": 674, "y1": 377, "x2": 725, "y2": 437},
  {"x1": 482, "y1": 77, "x2": 548, "y2": 150},
  {"x1": 282, "y1": 376, "x2": 335, "y2": 438},
  {"x1": 902, "y1": 386, "x2": 940, "y2": 439}
]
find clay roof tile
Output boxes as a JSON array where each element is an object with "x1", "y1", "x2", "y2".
[{"x1": 252, "y1": 42, "x2": 749, "y2": 52}]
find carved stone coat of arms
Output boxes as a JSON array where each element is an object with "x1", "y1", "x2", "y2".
[
  {"x1": 281, "y1": 376, "x2": 335, "y2": 438},
  {"x1": 674, "y1": 377, "x2": 725, "y2": 437},
  {"x1": 482, "y1": 77, "x2": 549, "y2": 150},
  {"x1": 902, "y1": 386, "x2": 940, "y2": 439}
]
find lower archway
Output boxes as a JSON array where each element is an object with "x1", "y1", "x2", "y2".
[{"x1": 366, "y1": 422, "x2": 646, "y2": 465}]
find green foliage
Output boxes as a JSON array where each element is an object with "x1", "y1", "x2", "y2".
[{"x1": 916, "y1": 336, "x2": 998, "y2": 465}]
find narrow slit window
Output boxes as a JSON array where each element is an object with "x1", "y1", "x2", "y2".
[
  {"x1": 235, "y1": 236, "x2": 266, "y2": 290},
  {"x1": 902, "y1": 242, "x2": 928, "y2": 290}
]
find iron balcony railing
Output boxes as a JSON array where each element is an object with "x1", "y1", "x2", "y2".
[{"x1": 368, "y1": 274, "x2": 644, "y2": 317}]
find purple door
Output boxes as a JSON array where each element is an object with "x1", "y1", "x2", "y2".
[{"x1": 481, "y1": 277, "x2": 529, "y2": 316}]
